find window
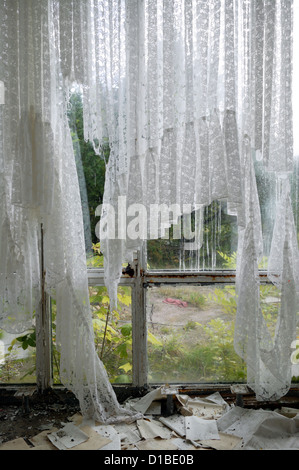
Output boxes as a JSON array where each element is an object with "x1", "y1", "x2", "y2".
[{"x1": 1, "y1": 1, "x2": 299, "y2": 399}]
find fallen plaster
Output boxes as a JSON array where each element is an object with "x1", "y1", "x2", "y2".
[
  {"x1": 185, "y1": 415, "x2": 219, "y2": 441},
  {"x1": 1, "y1": 386, "x2": 299, "y2": 450}
]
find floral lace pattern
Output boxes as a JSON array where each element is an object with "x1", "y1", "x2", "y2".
[{"x1": 0, "y1": 0, "x2": 297, "y2": 413}]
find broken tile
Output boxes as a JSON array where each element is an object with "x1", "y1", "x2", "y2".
[
  {"x1": 47, "y1": 423, "x2": 89, "y2": 450},
  {"x1": 171, "y1": 437, "x2": 199, "y2": 450},
  {"x1": 113, "y1": 423, "x2": 141, "y2": 445},
  {"x1": 137, "y1": 418, "x2": 172, "y2": 440},
  {"x1": 185, "y1": 416, "x2": 219, "y2": 441},
  {"x1": 99, "y1": 434, "x2": 121, "y2": 451},
  {"x1": 159, "y1": 414, "x2": 186, "y2": 437}
]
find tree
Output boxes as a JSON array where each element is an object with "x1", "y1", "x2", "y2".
[{"x1": 68, "y1": 92, "x2": 107, "y2": 247}]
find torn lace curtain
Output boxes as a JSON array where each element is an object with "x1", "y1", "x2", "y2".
[
  {"x1": 0, "y1": 0, "x2": 297, "y2": 421},
  {"x1": 93, "y1": 0, "x2": 298, "y2": 401},
  {"x1": 0, "y1": 0, "x2": 142, "y2": 424}
]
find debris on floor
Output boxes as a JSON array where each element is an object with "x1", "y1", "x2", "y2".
[
  {"x1": 0, "y1": 385, "x2": 299, "y2": 450},
  {"x1": 217, "y1": 405, "x2": 299, "y2": 450}
]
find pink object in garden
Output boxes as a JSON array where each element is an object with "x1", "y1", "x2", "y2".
[{"x1": 162, "y1": 298, "x2": 188, "y2": 308}]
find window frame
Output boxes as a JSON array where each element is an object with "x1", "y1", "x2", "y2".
[{"x1": 85, "y1": 244, "x2": 271, "y2": 389}]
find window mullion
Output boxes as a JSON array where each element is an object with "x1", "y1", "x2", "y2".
[{"x1": 132, "y1": 248, "x2": 148, "y2": 387}]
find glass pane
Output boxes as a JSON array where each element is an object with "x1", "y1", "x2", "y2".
[
  {"x1": 146, "y1": 155, "x2": 299, "y2": 273},
  {"x1": 68, "y1": 90, "x2": 107, "y2": 266},
  {"x1": 89, "y1": 286, "x2": 132, "y2": 384},
  {"x1": 147, "y1": 283, "x2": 284, "y2": 384},
  {"x1": 51, "y1": 287, "x2": 133, "y2": 385},
  {"x1": 147, "y1": 201, "x2": 238, "y2": 271},
  {"x1": 0, "y1": 329, "x2": 36, "y2": 384}
]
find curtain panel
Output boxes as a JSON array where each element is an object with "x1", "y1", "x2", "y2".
[
  {"x1": 0, "y1": 0, "x2": 298, "y2": 420},
  {"x1": 0, "y1": 0, "x2": 141, "y2": 424}
]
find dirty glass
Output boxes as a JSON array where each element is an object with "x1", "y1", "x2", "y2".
[
  {"x1": 89, "y1": 286, "x2": 133, "y2": 384},
  {"x1": 146, "y1": 283, "x2": 288, "y2": 384},
  {"x1": 146, "y1": 201, "x2": 238, "y2": 271}
]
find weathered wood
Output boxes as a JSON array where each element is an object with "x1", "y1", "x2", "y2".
[{"x1": 35, "y1": 225, "x2": 52, "y2": 392}]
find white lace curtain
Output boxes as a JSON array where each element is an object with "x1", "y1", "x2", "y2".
[
  {"x1": 0, "y1": 0, "x2": 298, "y2": 418},
  {"x1": 0, "y1": 0, "x2": 141, "y2": 424}
]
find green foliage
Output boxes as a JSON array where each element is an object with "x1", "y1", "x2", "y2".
[
  {"x1": 147, "y1": 202, "x2": 238, "y2": 270},
  {"x1": 200, "y1": 318, "x2": 245, "y2": 381},
  {"x1": 147, "y1": 239, "x2": 182, "y2": 269},
  {"x1": 12, "y1": 330, "x2": 36, "y2": 351},
  {"x1": 3, "y1": 94, "x2": 296, "y2": 388},
  {"x1": 0, "y1": 329, "x2": 36, "y2": 383},
  {"x1": 0, "y1": 353, "x2": 35, "y2": 383},
  {"x1": 207, "y1": 286, "x2": 237, "y2": 317},
  {"x1": 87, "y1": 242, "x2": 104, "y2": 267},
  {"x1": 217, "y1": 251, "x2": 237, "y2": 269},
  {"x1": 158, "y1": 286, "x2": 206, "y2": 309},
  {"x1": 90, "y1": 285, "x2": 134, "y2": 383},
  {"x1": 147, "y1": 268, "x2": 281, "y2": 385}
]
